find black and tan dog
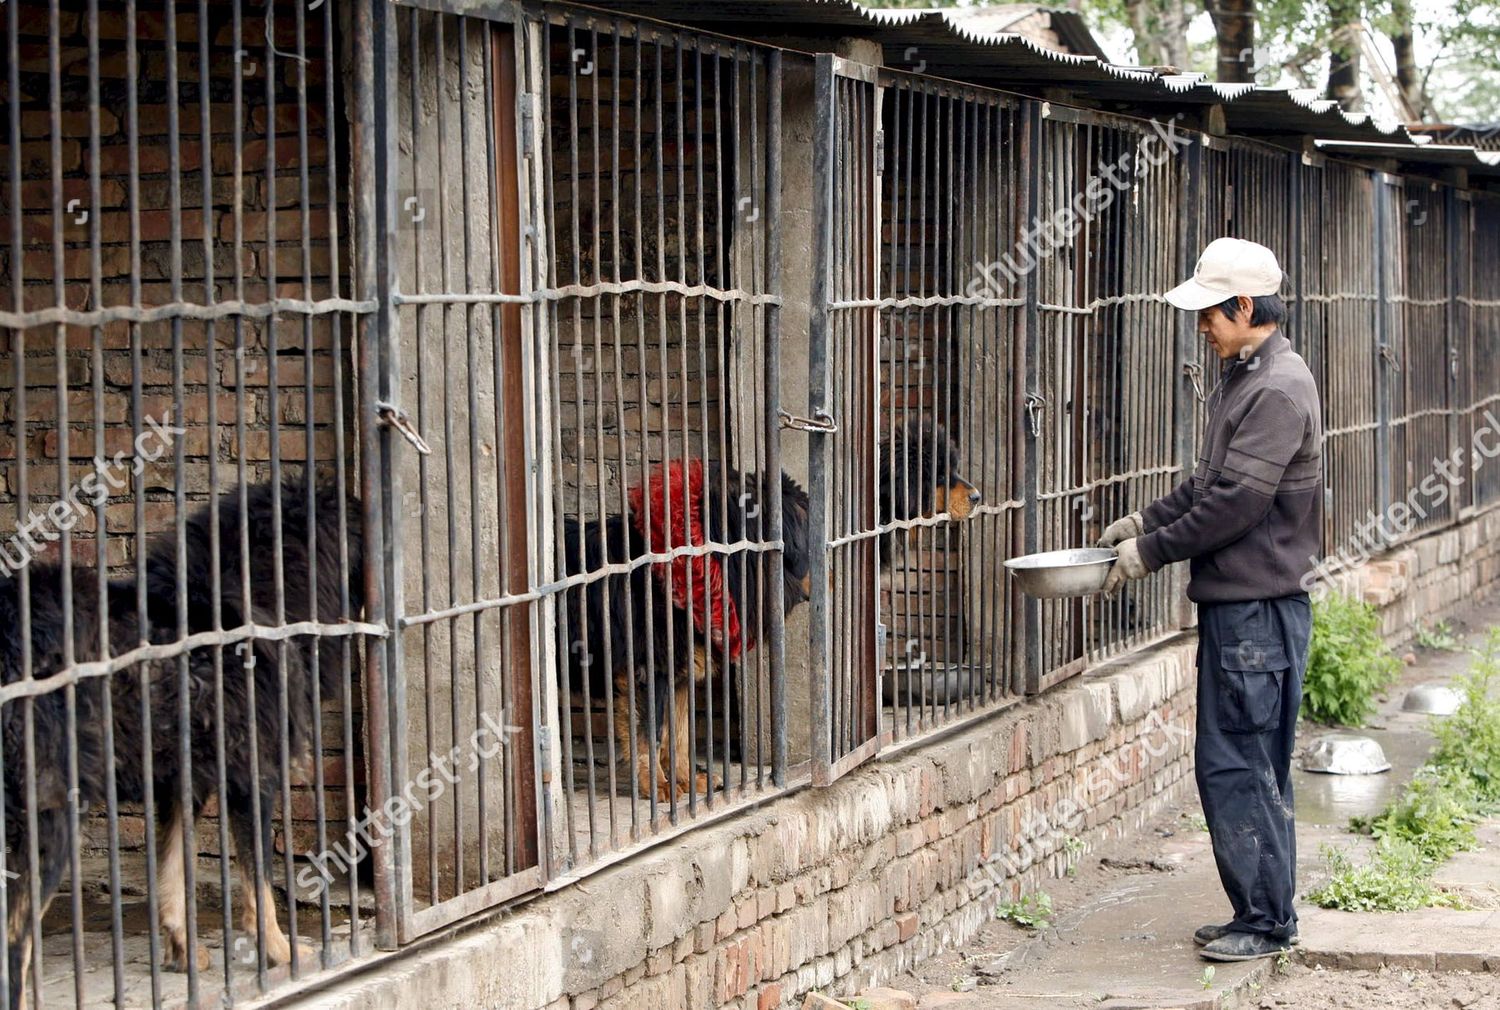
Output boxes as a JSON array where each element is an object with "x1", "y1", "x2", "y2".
[
  {"x1": 0, "y1": 480, "x2": 362, "y2": 1004},
  {"x1": 560, "y1": 417, "x2": 979, "y2": 801}
]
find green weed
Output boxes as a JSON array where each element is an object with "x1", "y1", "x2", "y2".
[
  {"x1": 1352, "y1": 765, "x2": 1480, "y2": 863},
  {"x1": 1306, "y1": 838, "x2": 1443, "y2": 912},
  {"x1": 1315, "y1": 631, "x2": 1500, "y2": 912},
  {"x1": 1304, "y1": 593, "x2": 1402, "y2": 726},
  {"x1": 997, "y1": 891, "x2": 1053, "y2": 930},
  {"x1": 1415, "y1": 619, "x2": 1463, "y2": 651}
]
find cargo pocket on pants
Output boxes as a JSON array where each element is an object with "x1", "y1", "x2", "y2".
[{"x1": 1217, "y1": 638, "x2": 1289, "y2": 734}]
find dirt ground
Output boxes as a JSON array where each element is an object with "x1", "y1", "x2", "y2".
[
  {"x1": 1260, "y1": 962, "x2": 1500, "y2": 1009},
  {"x1": 884, "y1": 802, "x2": 1242, "y2": 1003}
]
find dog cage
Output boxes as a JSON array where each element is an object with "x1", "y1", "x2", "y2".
[
  {"x1": 874, "y1": 74, "x2": 1026, "y2": 742},
  {"x1": 1027, "y1": 107, "x2": 1186, "y2": 691},
  {"x1": 806, "y1": 60, "x2": 1035, "y2": 778},
  {"x1": 1466, "y1": 192, "x2": 1500, "y2": 511},
  {"x1": 1308, "y1": 162, "x2": 1382, "y2": 558},
  {"x1": 530, "y1": 9, "x2": 787, "y2": 863},
  {"x1": 1386, "y1": 178, "x2": 1459, "y2": 540},
  {"x1": 385, "y1": 7, "x2": 544, "y2": 937},
  {"x1": 11, "y1": 0, "x2": 1500, "y2": 1004},
  {"x1": 1, "y1": 0, "x2": 381, "y2": 1007}
]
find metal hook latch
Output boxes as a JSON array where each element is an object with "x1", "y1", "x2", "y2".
[
  {"x1": 1451, "y1": 347, "x2": 1460, "y2": 381},
  {"x1": 1379, "y1": 344, "x2": 1402, "y2": 373},
  {"x1": 376, "y1": 402, "x2": 433, "y2": 455},
  {"x1": 778, "y1": 409, "x2": 838, "y2": 434},
  {"x1": 1024, "y1": 393, "x2": 1046, "y2": 437},
  {"x1": 1182, "y1": 361, "x2": 1205, "y2": 402}
]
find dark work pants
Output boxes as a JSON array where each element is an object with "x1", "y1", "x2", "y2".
[{"x1": 1194, "y1": 594, "x2": 1311, "y2": 940}]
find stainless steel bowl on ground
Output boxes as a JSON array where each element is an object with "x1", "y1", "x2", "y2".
[
  {"x1": 1301, "y1": 733, "x2": 1392, "y2": 775},
  {"x1": 1003, "y1": 547, "x2": 1117, "y2": 599},
  {"x1": 1401, "y1": 681, "x2": 1462, "y2": 716}
]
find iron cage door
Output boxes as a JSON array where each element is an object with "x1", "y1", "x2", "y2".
[{"x1": 808, "y1": 55, "x2": 883, "y2": 784}]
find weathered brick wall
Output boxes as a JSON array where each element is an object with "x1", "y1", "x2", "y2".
[
  {"x1": 301, "y1": 633, "x2": 1200, "y2": 1010},
  {"x1": 1330, "y1": 507, "x2": 1500, "y2": 645},
  {"x1": 2, "y1": 0, "x2": 359, "y2": 861}
]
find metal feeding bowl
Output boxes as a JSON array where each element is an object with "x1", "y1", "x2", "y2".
[
  {"x1": 1301, "y1": 733, "x2": 1391, "y2": 775},
  {"x1": 1402, "y1": 682, "x2": 1463, "y2": 716},
  {"x1": 1003, "y1": 548, "x2": 1117, "y2": 599}
]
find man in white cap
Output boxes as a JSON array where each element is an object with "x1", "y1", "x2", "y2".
[{"x1": 1098, "y1": 237, "x2": 1322, "y2": 962}]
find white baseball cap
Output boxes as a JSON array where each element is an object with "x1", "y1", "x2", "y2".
[{"x1": 1164, "y1": 237, "x2": 1283, "y2": 311}]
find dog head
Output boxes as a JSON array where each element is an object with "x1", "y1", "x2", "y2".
[{"x1": 879, "y1": 417, "x2": 981, "y2": 525}]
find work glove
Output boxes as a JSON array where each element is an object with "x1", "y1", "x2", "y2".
[
  {"x1": 1103, "y1": 537, "x2": 1149, "y2": 595},
  {"x1": 1097, "y1": 512, "x2": 1144, "y2": 548}
]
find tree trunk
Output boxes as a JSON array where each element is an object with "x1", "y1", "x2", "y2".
[
  {"x1": 1325, "y1": 0, "x2": 1363, "y2": 112},
  {"x1": 1125, "y1": 0, "x2": 1191, "y2": 69},
  {"x1": 1388, "y1": 0, "x2": 1424, "y2": 119},
  {"x1": 1161, "y1": 0, "x2": 1190, "y2": 69},
  {"x1": 1206, "y1": 0, "x2": 1255, "y2": 83}
]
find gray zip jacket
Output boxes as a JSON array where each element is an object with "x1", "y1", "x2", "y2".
[{"x1": 1137, "y1": 329, "x2": 1323, "y2": 603}]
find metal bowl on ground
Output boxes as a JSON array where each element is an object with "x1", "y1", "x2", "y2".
[
  {"x1": 1003, "y1": 548, "x2": 1117, "y2": 599},
  {"x1": 1401, "y1": 681, "x2": 1462, "y2": 716},
  {"x1": 1302, "y1": 733, "x2": 1391, "y2": 775}
]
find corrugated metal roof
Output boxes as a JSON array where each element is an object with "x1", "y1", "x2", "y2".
[
  {"x1": 1315, "y1": 140, "x2": 1500, "y2": 176},
  {"x1": 549, "y1": 0, "x2": 1499, "y2": 180}
]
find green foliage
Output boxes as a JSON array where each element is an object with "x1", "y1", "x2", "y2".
[
  {"x1": 1303, "y1": 593, "x2": 1401, "y2": 726},
  {"x1": 1430, "y1": 630, "x2": 1500, "y2": 805},
  {"x1": 1414, "y1": 619, "x2": 1462, "y2": 651},
  {"x1": 1306, "y1": 838, "x2": 1447, "y2": 912},
  {"x1": 1354, "y1": 766, "x2": 1479, "y2": 863},
  {"x1": 1317, "y1": 631, "x2": 1500, "y2": 912},
  {"x1": 997, "y1": 891, "x2": 1053, "y2": 929},
  {"x1": 1198, "y1": 965, "x2": 1216, "y2": 990}
]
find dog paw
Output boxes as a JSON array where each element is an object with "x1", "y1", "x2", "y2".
[
  {"x1": 265, "y1": 935, "x2": 316, "y2": 968},
  {"x1": 675, "y1": 769, "x2": 722, "y2": 796},
  {"x1": 162, "y1": 936, "x2": 211, "y2": 973}
]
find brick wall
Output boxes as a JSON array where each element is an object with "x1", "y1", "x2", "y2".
[
  {"x1": 1331, "y1": 506, "x2": 1500, "y2": 644},
  {"x1": 2, "y1": 0, "x2": 360, "y2": 862},
  {"x1": 301, "y1": 631, "x2": 1200, "y2": 1010}
]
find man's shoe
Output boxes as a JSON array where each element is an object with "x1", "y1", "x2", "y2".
[
  {"x1": 1193, "y1": 923, "x2": 1231, "y2": 946},
  {"x1": 1194, "y1": 923, "x2": 1301, "y2": 947},
  {"x1": 1200, "y1": 931, "x2": 1292, "y2": 962}
]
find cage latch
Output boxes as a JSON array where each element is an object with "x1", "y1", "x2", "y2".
[
  {"x1": 1182, "y1": 361, "x2": 1205, "y2": 402},
  {"x1": 1024, "y1": 393, "x2": 1046, "y2": 437},
  {"x1": 778, "y1": 408, "x2": 838, "y2": 434},
  {"x1": 1379, "y1": 344, "x2": 1402, "y2": 373},
  {"x1": 376, "y1": 402, "x2": 433, "y2": 456}
]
